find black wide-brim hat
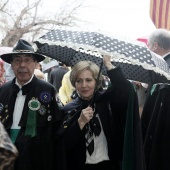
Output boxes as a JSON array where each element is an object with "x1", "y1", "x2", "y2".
[{"x1": 0, "y1": 39, "x2": 45, "y2": 64}]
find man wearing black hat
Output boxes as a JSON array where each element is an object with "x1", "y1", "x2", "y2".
[{"x1": 0, "y1": 39, "x2": 65, "y2": 170}]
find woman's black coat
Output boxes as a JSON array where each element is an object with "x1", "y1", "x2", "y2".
[{"x1": 61, "y1": 67, "x2": 145, "y2": 170}]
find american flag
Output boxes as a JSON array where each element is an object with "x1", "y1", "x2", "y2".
[{"x1": 150, "y1": 0, "x2": 170, "y2": 30}]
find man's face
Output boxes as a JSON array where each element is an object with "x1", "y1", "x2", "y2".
[{"x1": 11, "y1": 54, "x2": 37, "y2": 85}]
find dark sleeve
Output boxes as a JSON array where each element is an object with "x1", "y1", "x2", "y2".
[
  {"x1": 49, "y1": 71, "x2": 54, "y2": 84},
  {"x1": 107, "y1": 67, "x2": 132, "y2": 104},
  {"x1": 52, "y1": 87, "x2": 63, "y2": 122},
  {"x1": 64, "y1": 120, "x2": 85, "y2": 151},
  {"x1": 107, "y1": 67, "x2": 130, "y2": 89},
  {"x1": 59, "y1": 101, "x2": 86, "y2": 151},
  {"x1": 104, "y1": 67, "x2": 134, "y2": 158}
]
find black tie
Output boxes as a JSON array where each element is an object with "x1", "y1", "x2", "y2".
[
  {"x1": 22, "y1": 84, "x2": 29, "y2": 95},
  {"x1": 13, "y1": 84, "x2": 30, "y2": 95},
  {"x1": 13, "y1": 76, "x2": 35, "y2": 96},
  {"x1": 13, "y1": 84, "x2": 20, "y2": 96},
  {"x1": 21, "y1": 80, "x2": 33, "y2": 95}
]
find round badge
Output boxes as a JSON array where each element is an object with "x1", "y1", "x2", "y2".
[
  {"x1": 28, "y1": 99, "x2": 41, "y2": 111},
  {"x1": 47, "y1": 115, "x2": 52, "y2": 121},
  {"x1": 39, "y1": 92, "x2": 52, "y2": 103},
  {"x1": 0, "y1": 103, "x2": 4, "y2": 112},
  {"x1": 38, "y1": 105, "x2": 46, "y2": 115}
]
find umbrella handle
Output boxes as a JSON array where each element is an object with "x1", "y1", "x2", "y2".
[{"x1": 90, "y1": 60, "x2": 103, "y2": 106}]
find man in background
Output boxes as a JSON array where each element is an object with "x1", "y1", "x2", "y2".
[
  {"x1": 147, "y1": 28, "x2": 170, "y2": 66},
  {"x1": 49, "y1": 62, "x2": 69, "y2": 92}
]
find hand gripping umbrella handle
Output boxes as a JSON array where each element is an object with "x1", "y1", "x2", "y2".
[{"x1": 90, "y1": 60, "x2": 103, "y2": 106}]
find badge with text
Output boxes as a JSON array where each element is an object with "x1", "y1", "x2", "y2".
[{"x1": 28, "y1": 98, "x2": 41, "y2": 111}]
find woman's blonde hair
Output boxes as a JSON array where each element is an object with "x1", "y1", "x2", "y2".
[{"x1": 70, "y1": 61, "x2": 103, "y2": 89}]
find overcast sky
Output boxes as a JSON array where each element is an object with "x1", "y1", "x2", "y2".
[
  {"x1": 43, "y1": 0, "x2": 156, "y2": 39},
  {"x1": 1, "y1": 0, "x2": 156, "y2": 42}
]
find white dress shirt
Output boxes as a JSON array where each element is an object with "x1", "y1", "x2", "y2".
[
  {"x1": 11, "y1": 76, "x2": 33, "y2": 129},
  {"x1": 85, "y1": 114, "x2": 109, "y2": 164}
]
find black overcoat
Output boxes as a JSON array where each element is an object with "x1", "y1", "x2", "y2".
[
  {"x1": 141, "y1": 83, "x2": 170, "y2": 170},
  {"x1": 164, "y1": 53, "x2": 170, "y2": 68},
  {"x1": 0, "y1": 76, "x2": 65, "y2": 170},
  {"x1": 61, "y1": 67, "x2": 145, "y2": 170},
  {"x1": 49, "y1": 66, "x2": 68, "y2": 92}
]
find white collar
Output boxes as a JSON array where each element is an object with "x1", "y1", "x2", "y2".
[
  {"x1": 15, "y1": 75, "x2": 34, "y2": 89},
  {"x1": 163, "y1": 52, "x2": 170, "y2": 58}
]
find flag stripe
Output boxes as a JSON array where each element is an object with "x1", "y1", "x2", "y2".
[
  {"x1": 158, "y1": 0, "x2": 163, "y2": 28},
  {"x1": 151, "y1": 0, "x2": 156, "y2": 26},
  {"x1": 155, "y1": 0, "x2": 160, "y2": 28},
  {"x1": 165, "y1": 0, "x2": 170, "y2": 28},
  {"x1": 150, "y1": 0, "x2": 170, "y2": 30}
]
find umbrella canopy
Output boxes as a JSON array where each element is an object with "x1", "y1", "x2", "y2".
[
  {"x1": 41, "y1": 60, "x2": 59, "y2": 72},
  {"x1": 34, "y1": 28, "x2": 170, "y2": 84}
]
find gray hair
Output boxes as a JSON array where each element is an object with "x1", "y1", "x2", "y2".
[{"x1": 148, "y1": 29, "x2": 170, "y2": 50}]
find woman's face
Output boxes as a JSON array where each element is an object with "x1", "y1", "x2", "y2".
[{"x1": 75, "y1": 69, "x2": 96, "y2": 100}]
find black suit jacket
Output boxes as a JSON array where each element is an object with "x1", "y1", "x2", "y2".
[
  {"x1": 0, "y1": 76, "x2": 65, "y2": 170},
  {"x1": 49, "y1": 66, "x2": 68, "y2": 92},
  {"x1": 164, "y1": 53, "x2": 170, "y2": 68}
]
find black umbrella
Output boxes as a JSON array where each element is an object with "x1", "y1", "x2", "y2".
[{"x1": 34, "y1": 28, "x2": 170, "y2": 84}]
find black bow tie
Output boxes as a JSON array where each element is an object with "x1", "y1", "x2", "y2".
[
  {"x1": 13, "y1": 82, "x2": 32, "y2": 96},
  {"x1": 13, "y1": 84, "x2": 20, "y2": 96},
  {"x1": 21, "y1": 84, "x2": 30, "y2": 95}
]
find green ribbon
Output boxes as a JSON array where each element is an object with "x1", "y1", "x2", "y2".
[
  {"x1": 150, "y1": 84, "x2": 157, "y2": 96},
  {"x1": 25, "y1": 109, "x2": 37, "y2": 137},
  {"x1": 25, "y1": 99, "x2": 40, "y2": 137}
]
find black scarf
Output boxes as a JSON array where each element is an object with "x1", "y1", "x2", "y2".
[{"x1": 71, "y1": 96, "x2": 102, "y2": 155}]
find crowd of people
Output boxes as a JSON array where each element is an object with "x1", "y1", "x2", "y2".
[{"x1": 0, "y1": 28, "x2": 170, "y2": 170}]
